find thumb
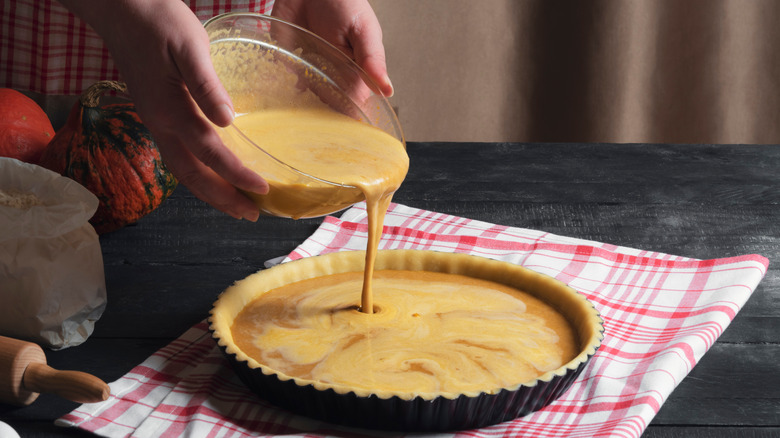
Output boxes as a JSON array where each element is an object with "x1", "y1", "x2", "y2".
[
  {"x1": 350, "y1": 12, "x2": 394, "y2": 97},
  {"x1": 174, "y1": 26, "x2": 235, "y2": 127}
]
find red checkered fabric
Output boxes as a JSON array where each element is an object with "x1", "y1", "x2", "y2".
[
  {"x1": 57, "y1": 203, "x2": 768, "y2": 437},
  {"x1": 0, "y1": 0, "x2": 274, "y2": 95}
]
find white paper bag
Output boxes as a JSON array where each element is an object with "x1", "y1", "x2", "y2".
[{"x1": 0, "y1": 157, "x2": 106, "y2": 350}]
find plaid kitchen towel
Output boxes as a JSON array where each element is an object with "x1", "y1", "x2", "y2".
[{"x1": 57, "y1": 202, "x2": 769, "y2": 438}]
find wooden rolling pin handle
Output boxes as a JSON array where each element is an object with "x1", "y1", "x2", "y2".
[{"x1": 22, "y1": 362, "x2": 110, "y2": 404}]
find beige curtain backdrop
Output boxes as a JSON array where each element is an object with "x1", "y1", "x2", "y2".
[{"x1": 370, "y1": 0, "x2": 780, "y2": 143}]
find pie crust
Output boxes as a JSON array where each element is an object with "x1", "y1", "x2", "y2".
[{"x1": 210, "y1": 250, "x2": 604, "y2": 431}]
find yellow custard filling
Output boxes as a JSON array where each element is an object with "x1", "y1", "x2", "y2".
[
  {"x1": 230, "y1": 269, "x2": 578, "y2": 397},
  {"x1": 231, "y1": 108, "x2": 409, "y2": 193}
]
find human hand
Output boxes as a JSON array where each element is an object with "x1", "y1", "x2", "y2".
[
  {"x1": 58, "y1": 0, "x2": 268, "y2": 221},
  {"x1": 272, "y1": 0, "x2": 394, "y2": 97}
]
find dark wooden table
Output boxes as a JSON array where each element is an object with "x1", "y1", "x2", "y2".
[{"x1": 1, "y1": 142, "x2": 778, "y2": 437}]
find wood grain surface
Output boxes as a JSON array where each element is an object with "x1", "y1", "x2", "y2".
[{"x1": 1, "y1": 143, "x2": 778, "y2": 437}]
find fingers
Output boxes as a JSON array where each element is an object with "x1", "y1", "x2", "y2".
[
  {"x1": 137, "y1": 85, "x2": 269, "y2": 221},
  {"x1": 172, "y1": 24, "x2": 237, "y2": 127},
  {"x1": 156, "y1": 11, "x2": 269, "y2": 217},
  {"x1": 272, "y1": 0, "x2": 394, "y2": 97},
  {"x1": 348, "y1": 8, "x2": 394, "y2": 97},
  {"x1": 134, "y1": 37, "x2": 269, "y2": 218},
  {"x1": 158, "y1": 136, "x2": 262, "y2": 221},
  {"x1": 165, "y1": 26, "x2": 272, "y2": 208}
]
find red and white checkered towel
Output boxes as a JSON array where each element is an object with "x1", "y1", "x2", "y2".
[{"x1": 57, "y1": 203, "x2": 768, "y2": 437}]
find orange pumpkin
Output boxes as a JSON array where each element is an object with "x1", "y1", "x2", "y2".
[{"x1": 0, "y1": 89, "x2": 55, "y2": 164}]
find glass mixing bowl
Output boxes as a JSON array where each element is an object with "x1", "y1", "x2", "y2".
[{"x1": 204, "y1": 13, "x2": 405, "y2": 219}]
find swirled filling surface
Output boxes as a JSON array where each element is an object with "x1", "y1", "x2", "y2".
[{"x1": 231, "y1": 269, "x2": 577, "y2": 396}]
